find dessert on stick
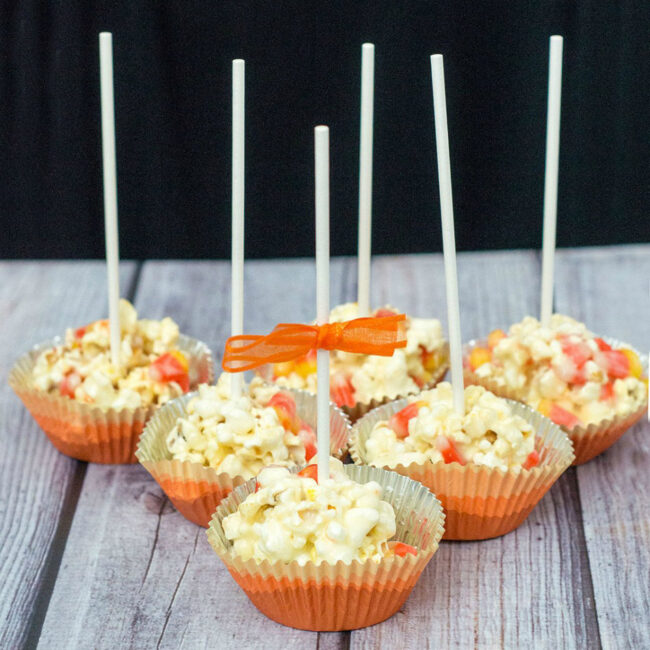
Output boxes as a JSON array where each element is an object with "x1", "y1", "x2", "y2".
[
  {"x1": 351, "y1": 385, "x2": 573, "y2": 540},
  {"x1": 208, "y1": 460, "x2": 444, "y2": 630},
  {"x1": 9, "y1": 33, "x2": 212, "y2": 464},
  {"x1": 271, "y1": 304, "x2": 447, "y2": 418},
  {"x1": 463, "y1": 36, "x2": 648, "y2": 464},
  {"x1": 269, "y1": 45, "x2": 448, "y2": 418},
  {"x1": 31, "y1": 299, "x2": 200, "y2": 410},
  {"x1": 464, "y1": 318, "x2": 647, "y2": 464},
  {"x1": 363, "y1": 383, "x2": 539, "y2": 473},
  {"x1": 206, "y1": 126, "x2": 444, "y2": 631},
  {"x1": 351, "y1": 54, "x2": 574, "y2": 540},
  {"x1": 223, "y1": 459, "x2": 400, "y2": 566},
  {"x1": 137, "y1": 66, "x2": 349, "y2": 526},
  {"x1": 164, "y1": 375, "x2": 318, "y2": 479},
  {"x1": 139, "y1": 373, "x2": 350, "y2": 526}
]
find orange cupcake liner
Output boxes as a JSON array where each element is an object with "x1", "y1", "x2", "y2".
[
  {"x1": 568, "y1": 406, "x2": 646, "y2": 464},
  {"x1": 463, "y1": 336, "x2": 648, "y2": 465},
  {"x1": 142, "y1": 459, "x2": 246, "y2": 527},
  {"x1": 436, "y1": 483, "x2": 553, "y2": 539},
  {"x1": 9, "y1": 334, "x2": 214, "y2": 464},
  {"x1": 137, "y1": 386, "x2": 352, "y2": 527},
  {"x1": 11, "y1": 392, "x2": 149, "y2": 464},
  {"x1": 206, "y1": 465, "x2": 445, "y2": 631},
  {"x1": 350, "y1": 397, "x2": 574, "y2": 541},
  {"x1": 226, "y1": 570, "x2": 419, "y2": 631}
]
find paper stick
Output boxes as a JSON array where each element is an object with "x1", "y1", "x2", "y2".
[
  {"x1": 430, "y1": 54, "x2": 464, "y2": 415},
  {"x1": 99, "y1": 32, "x2": 121, "y2": 368},
  {"x1": 231, "y1": 59, "x2": 245, "y2": 399},
  {"x1": 540, "y1": 35, "x2": 563, "y2": 327},
  {"x1": 315, "y1": 125, "x2": 330, "y2": 481},
  {"x1": 357, "y1": 43, "x2": 374, "y2": 317}
]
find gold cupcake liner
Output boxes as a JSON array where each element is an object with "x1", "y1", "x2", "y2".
[
  {"x1": 350, "y1": 397, "x2": 574, "y2": 540},
  {"x1": 463, "y1": 336, "x2": 648, "y2": 465},
  {"x1": 206, "y1": 464, "x2": 445, "y2": 631},
  {"x1": 136, "y1": 387, "x2": 352, "y2": 527},
  {"x1": 9, "y1": 334, "x2": 214, "y2": 464},
  {"x1": 258, "y1": 342, "x2": 449, "y2": 423}
]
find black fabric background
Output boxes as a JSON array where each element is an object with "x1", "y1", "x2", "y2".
[{"x1": 1, "y1": 1, "x2": 648, "y2": 259}]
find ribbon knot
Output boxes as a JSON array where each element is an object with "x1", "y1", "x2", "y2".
[
  {"x1": 316, "y1": 321, "x2": 346, "y2": 350},
  {"x1": 222, "y1": 314, "x2": 407, "y2": 373}
]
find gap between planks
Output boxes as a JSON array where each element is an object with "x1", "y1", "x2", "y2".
[
  {"x1": 556, "y1": 246, "x2": 650, "y2": 649},
  {"x1": 546, "y1": 250, "x2": 602, "y2": 649},
  {"x1": 0, "y1": 261, "x2": 140, "y2": 650},
  {"x1": 21, "y1": 251, "x2": 644, "y2": 648},
  {"x1": 23, "y1": 262, "x2": 144, "y2": 649},
  {"x1": 349, "y1": 249, "x2": 603, "y2": 649},
  {"x1": 35, "y1": 258, "x2": 355, "y2": 650},
  {"x1": 525, "y1": 249, "x2": 601, "y2": 648}
]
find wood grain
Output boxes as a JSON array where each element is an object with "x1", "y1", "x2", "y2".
[
  {"x1": 13, "y1": 248, "x2": 650, "y2": 649},
  {"x1": 37, "y1": 259, "x2": 354, "y2": 649},
  {"x1": 351, "y1": 250, "x2": 599, "y2": 649},
  {"x1": 0, "y1": 261, "x2": 137, "y2": 649},
  {"x1": 556, "y1": 245, "x2": 650, "y2": 650}
]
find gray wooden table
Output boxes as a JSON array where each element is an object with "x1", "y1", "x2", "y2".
[{"x1": 1, "y1": 246, "x2": 648, "y2": 650}]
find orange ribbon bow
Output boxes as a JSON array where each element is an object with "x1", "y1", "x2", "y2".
[{"x1": 222, "y1": 314, "x2": 407, "y2": 372}]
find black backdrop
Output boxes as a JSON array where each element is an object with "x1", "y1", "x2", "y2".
[{"x1": 1, "y1": 1, "x2": 648, "y2": 260}]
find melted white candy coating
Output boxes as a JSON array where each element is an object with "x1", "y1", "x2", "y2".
[
  {"x1": 223, "y1": 458, "x2": 397, "y2": 565},
  {"x1": 475, "y1": 315, "x2": 646, "y2": 426},
  {"x1": 166, "y1": 374, "x2": 308, "y2": 479},
  {"x1": 32, "y1": 299, "x2": 185, "y2": 409},
  {"x1": 275, "y1": 302, "x2": 446, "y2": 404},
  {"x1": 365, "y1": 383, "x2": 536, "y2": 472}
]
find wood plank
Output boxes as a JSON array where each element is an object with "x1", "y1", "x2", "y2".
[
  {"x1": 0, "y1": 261, "x2": 137, "y2": 649},
  {"x1": 555, "y1": 245, "x2": 650, "y2": 649},
  {"x1": 351, "y1": 250, "x2": 600, "y2": 649},
  {"x1": 37, "y1": 259, "x2": 353, "y2": 649},
  {"x1": 372, "y1": 250, "x2": 541, "y2": 340}
]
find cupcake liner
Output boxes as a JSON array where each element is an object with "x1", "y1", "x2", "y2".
[
  {"x1": 463, "y1": 336, "x2": 648, "y2": 465},
  {"x1": 258, "y1": 342, "x2": 449, "y2": 423},
  {"x1": 206, "y1": 464, "x2": 445, "y2": 631},
  {"x1": 136, "y1": 387, "x2": 352, "y2": 527},
  {"x1": 350, "y1": 397, "x2": 574, "y2": 540},
  {"x1": 9, "y1": 334, "x2": 214, "y2": 464}
]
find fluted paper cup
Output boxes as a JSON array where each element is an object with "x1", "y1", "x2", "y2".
[
  {"x1": 463, "y1": 337, "x2": 648, "y2": 465},
  {"x1": 258, "y1": 342, "x2": 449, "y2": 423},
  {"x1": 137, "y1": 387, "x2": 352, "y2": 527},
  {"x1": 350, "y1": 398, "x2": 574, "y2": 540},
  {"x1": 206, "y1": 464, "x2": 445, "y2": 631},
  {"x1": 9, "y1": 334, "x2": 214, "y2": 464}
]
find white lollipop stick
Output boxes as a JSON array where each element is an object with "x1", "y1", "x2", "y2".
[
  {"x1": 430, "y1": 54, "x2": 464, "y2": 415},
  {"x1": 99, "y1": 32, "x2": 121, "y2": 368},
  {"x1": 357, "y1": 43, "x2": 375, "y2": 317},
  {"x1": 315, "y1": 126, "x2": 330, "y2": 482},
  {"x1": 540, "y1": 35, "x2": 563, "y2": 327},
  {"x1": 231, "y1": 59, "x2": 245, "y2": 399}
]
